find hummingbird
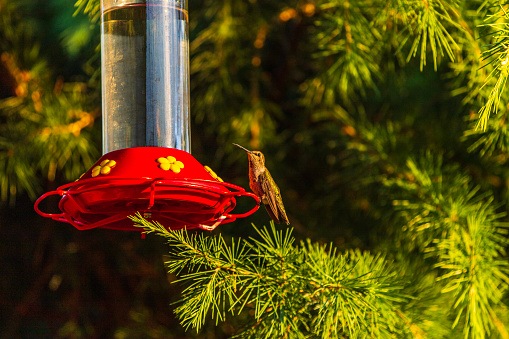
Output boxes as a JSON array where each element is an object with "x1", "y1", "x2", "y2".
[{"x1": 233, "y1": 143, "x2": 289, "y2": 225}]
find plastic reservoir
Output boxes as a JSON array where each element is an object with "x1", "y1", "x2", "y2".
[{"x1": 101, "y1": 0, "x2": 190, "y2": 153}]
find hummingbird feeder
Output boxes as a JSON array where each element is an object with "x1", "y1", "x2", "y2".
[{"x1": 34, "y1": 0, "x2": 260, "y2": 232}]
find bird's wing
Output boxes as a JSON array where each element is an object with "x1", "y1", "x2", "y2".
[
  {"x1": 263, "y1": 203, "x2": 280, "y2": 224},
  {"x1": 261, "y1": 170, "x2": 289, "y2": 225}
]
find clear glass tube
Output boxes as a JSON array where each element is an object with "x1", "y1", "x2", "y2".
[{"x1": 101, "y1": 0, "x2": 190, "y2": 154}]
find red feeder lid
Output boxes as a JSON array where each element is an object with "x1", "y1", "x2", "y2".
[{"x1": 34, "y1": 147, "x2": 260, "y2": 231}]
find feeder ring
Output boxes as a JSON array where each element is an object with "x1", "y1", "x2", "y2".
[{"x1": 34, "y1": 177, "x2": 261, "y2": 232}]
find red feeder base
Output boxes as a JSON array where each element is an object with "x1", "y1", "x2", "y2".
[{"x1": 34, "y1": 147, "x2": 260, "y2": 231}]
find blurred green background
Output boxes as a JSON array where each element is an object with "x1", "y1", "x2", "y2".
[{"x1": 1, "y1": 0, "x2": 508, "y2": 337}]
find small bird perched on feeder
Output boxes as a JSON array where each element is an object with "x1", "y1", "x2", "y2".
[{"x1": 234, "y1": 143, "x2": 290, "y2": 225}]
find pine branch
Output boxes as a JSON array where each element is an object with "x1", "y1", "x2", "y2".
[
  {"x1": 386, "y1": 154, "x2": 509, "y2": 338},
  {"x1": 447, "y1": 3, "x2": 486, "y2": 106},
  {"x1": 463, "y1": 112, "x2": 509, "y2": 158},
  {"x1": 398, "y1": 0, "x2": 461, "y2": 71},
  {"x1": 307, "y1": 0, "x2": 383, "y2": 105},
  {"x1": 317, "y1": 107, "x2": 509, "y2": 337},
  {"x1": 129, "y1": 213, "x2": 408, "y2": 338},
  {"x1": 0, "y1": 4, "x2": 99, "y2": 203},
  {"x1": 476, "y1": 3, "x2": 509, "y2": 130},
  {"x1": 74, "y1": 0, "x2": 100, "y2": 23}
]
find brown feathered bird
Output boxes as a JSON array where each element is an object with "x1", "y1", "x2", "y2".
[{"x1": 234, "y1": 143, "x2": 289, "y2": 224}]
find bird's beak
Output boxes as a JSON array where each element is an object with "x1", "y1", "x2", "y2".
[{"x1": 233, "y1": 143, "x2": 252, "y2": 153}]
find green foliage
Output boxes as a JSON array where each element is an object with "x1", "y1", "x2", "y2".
[
  {"x1": 386, "y1": 154, "x2": 509, "y2": 338},
  {"x1": 0, "y1": 0, "x2": 99, "y2": 203},
  {"x1": 74, "y1": 0, "x2": 100, "y2": 23},
  {"x1": 130, "y1": 214, "x2": 408, "y2": 338},
  {"x1": 476, "y1": 2, "x2": 509, "y2": 130},
  {"x1": 1, "y1": 0, "x2": 509, "y2": 337},
  {"x1": 399, "y1": 0, "x2": 461, "y2": 71}
]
